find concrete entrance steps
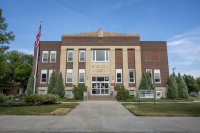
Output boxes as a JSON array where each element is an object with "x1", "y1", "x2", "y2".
[{"x1": 88, "y1": 95, "x2": 115, "y2": 101}]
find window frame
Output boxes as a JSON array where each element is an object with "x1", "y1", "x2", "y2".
[
  {"x1": 146, "y1": 69, "x2": 153, "y2": 83},
  {"x1": 79, "y1": 69, "x2": 85, "y2": 83},
  {"x1": 79, "y1": 50, "x2": 85, "y2": 62},
  {"x1": 39, "y1": 90, "x2": 46, "y2": 94},
  {"x1": 66, "y1": 69, "x2": 73, "y2": 83},
  {"x1": 92, "y1": 50, "x2": 109, "y2": 62},
  {"x1": 154, "y1": 69, "x2": 161, "y2": 83},
  {"x1": 67, "y1": 50, "x2": 74, "y2": 62},
  {"x1": 128, "y1": 69, "x2": 135, "y2": 83},
  {"x1": 50, "y1": 51, "x2": 56, "y2": 63},
  {"x1": 116, "y1": 69, "x2": 122, "y2": 83},
  {"x1": 40, "y1": 70, "x2": 47, "y2": 83},
  {"x1": 42, "y1": 51, "x2": 48, "y2": 63},
  {"x1": 48, "y1": 70, "x2": 54, "y2": 83}
]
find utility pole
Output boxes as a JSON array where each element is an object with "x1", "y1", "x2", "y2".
[{"x1": 172, "y1": 68, "x2": 176, "y2": 74}]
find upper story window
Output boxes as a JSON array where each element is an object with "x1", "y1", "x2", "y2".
[
  {"x1": 40, "y1": 70, "x2": 47, "y2": 83},
  {"x1": 92, "y1": 50, "x2": 109, "y2": 62},
  {"x1": 66, "y1": 69, "x2": 73, "y2": 83},
  {"x1": 146, "y1": 69, "x2": 153, "y2": 83},
  {"x1": 154, "y1": 69, "x2": 161, "y2": 83},
  {"x1": 128, "y1": 69, "x2": 135, "y2": 83},
  {"x1": 116, "y1": 69, "x2": 122, "y2": 83},
  {"x1": 42, "y1": 51, "x2": 48, "y2": 62},
  {"x1": 79, "y1": 69, "x2": 85, "y2": 83},
  {"x1": 79, "y1": 50, "x2": 85, "y2": 62},
  {"x1": 50, "y1": 51, "x2": 56, "y2": 63},
  {"x1": 67, "y1": 50, "x2": 73, "y2": 62}
]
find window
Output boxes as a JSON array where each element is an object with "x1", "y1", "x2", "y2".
[
  {"x1": 156, "y1": 91, "x2": 162, "y2": 98},
  {"x1": 66, "y1": 69, "x2": 73, "y2": 83},
  {"x1": 39, "y1": 90, "x2": 46, "y2": 94},
  {"x1": 49, "y1": 70, "x2": 54, "y2": 83},
  {"x1": 79, "y1": 50, "x2": 85, "y2": 62},
  {"x1": 50, "y1": 51, "x2": 56, "y2": 62},
  {"x1": 42, "y1": 51, "x2": 48, "y2": 62},
  {"x1": 67, "y1": 50, "x2": 73, "y2": 62},
  {"x1": 146, "y1": 69, "x2": 153, "y2": 83},
  {"x1": 129, "y1": 90, "x2": 135, "y2": 97},
  {"x1": 116, "y1": 69, "x2": 122, "y2": 83},
  {"x1": 65, "y1": 90, "x2": 72, "y2": 98},
  {"x1": 92, "y1": 50, "x2": 109, "y2": 61},
  {"x1": 154, "y1": 69, "x2": 161, "y2": 83},
  {"x1": 128, "y1": 69, "x2": 135, "y2": 83},
  {"x1": 79, "y1": 69, "x2": 85, "y2": 83},
  {"x1": 40, "y1": 70, "x2": 47, "y2": 83}
]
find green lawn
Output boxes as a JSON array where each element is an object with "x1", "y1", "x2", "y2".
[
  {"x1": 0, "y1": 103, "x2": 78, "y2": 115},
  {"x1": 122, "y1": 103, "x2": 200, "y2": 117}
]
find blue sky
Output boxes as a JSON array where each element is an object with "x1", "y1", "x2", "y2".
[{"x1": 0, "y1": 0, "x2": 200, "y2": 78}]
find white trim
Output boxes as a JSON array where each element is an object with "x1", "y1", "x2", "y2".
[
  {"x1": 146, "y1": 69, "x2": 153, "y2": 83},
  {"x1": 79, "y1": 69, "x2": 85, "y2": 83},
  {"x1": 67, "y1": 50, "x2": 73, "y2": 62},
  {"x1": 50, "y1": 51, "x2": 56, "y2": 63},
  {"x1": 79, "y1": 50, "x2": 85, "y2": 62},
  {"x1": 40, "y1": 70, "x2": 47, "y2": 83},
  {"x1": 128, "y1": 69, "x2": 135, "y2": 83},
  {"x1": 154, "y1": 69, "x2": 161, "y2": 83},
  {"x1": 66, "y1": 69, "x2": 73, "y2": 83},
  {"x1": 116, "y1": 69, "x2": 122, "y2": 83},
  {"x1": 42, "y1": 51, "x2": 48, "y2": 63}
]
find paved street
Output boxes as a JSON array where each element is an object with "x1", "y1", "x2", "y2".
[{"x1": 0, "y1": 101, "x2": 200, "y2": 133}]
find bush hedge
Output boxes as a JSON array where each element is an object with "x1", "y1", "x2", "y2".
[
  {"x1": 114, "y1": 85, "x2": 129, "y2": 101},
  {"x1": 25, "y1": 94, "x2": 60, "y2": 105},
  {"x1": 0, "y1": 94, "x2": 8, "y2": 102},
  {"x1": 72, "y1": 84, "x2": 87, "y2": 100}
]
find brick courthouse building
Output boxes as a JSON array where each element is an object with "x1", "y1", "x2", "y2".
[{"x1": 33, "y1": 28, "x2": 169, "y2": 98}]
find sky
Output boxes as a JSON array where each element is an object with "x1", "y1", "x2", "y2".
[{"x1": 0, "y1": 0, "x2": 200, "y2": 78}]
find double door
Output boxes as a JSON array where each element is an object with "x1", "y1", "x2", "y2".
[{"x1": 92, "y1": 77, "x2": 109, "y2": 95}]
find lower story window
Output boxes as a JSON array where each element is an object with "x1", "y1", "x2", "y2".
[
  {"x1": 116, "y1": 69, "x2": 122, "y2": 83},
  {"x1": 39, "y1": 90, "x2": 46, "y2": 94},
  {"x1": 154, "y1": 69, "x2": 161, "y2": 83},
  {"x1": 41, "y1": 70, "x2": 47, "y2": 83},
  {"x1": 129, "y1": 90, "x2": 135, "y2": 97},
  {"x1": 79, "y1": 69, "x2": 85, "y2": 83},
  {"x1": 65, "y1": 90, "x2": 72, "y2": 98},
  {"x1": 156, "y1": 91, "x2": 162, "y2": 98}
]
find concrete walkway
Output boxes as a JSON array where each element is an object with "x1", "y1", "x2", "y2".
[{"x1": 0, "y1": 101, "x2": 200, "y2": 133}]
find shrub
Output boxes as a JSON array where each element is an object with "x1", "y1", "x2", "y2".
[
  {"x1": 48, "y1": 70, "x2": 56, "y2": 94},
  {"x1": 72, "y1": 84, "x2": 87, "y2": 100},
  {"x1": 177, "y1": 73, "x2": 188, "y2": 98},
  {"x1": 0, "y1": 94, "x2": 8, "y2": 102},
  {"x1": 27, "y1": 73, "x2": 37, "y2": 94},
  {"x1": 0, "y1": 101, "x2": 30, "y2": 107},
  {"x1": 25, "y1": 94, "x2": 60, "y2": 105},
  {"x1": 167, "y1": 74, "x2": 178, "y2": 99},
  {"x1": 115, "y1": 86, "x2": 129, "y2": 101},
  {"x1": 54, "y1": 72, "x2": 65, "y2": 97}
]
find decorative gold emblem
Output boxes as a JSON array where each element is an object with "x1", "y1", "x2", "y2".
[{"x1": 97, "y1": 28, "x2": 103, "y2": 38}]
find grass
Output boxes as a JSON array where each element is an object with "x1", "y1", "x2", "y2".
[
  {"x1": 0, "y1": 103, "x2": 78, "y2": 115},
  {"x1": 120, "y1": 97, "x2": 194, "y2": 102},
  {"x1": 60, "y1": 98, "x2": 83, "y2": 102},
  {"x1": 122, "y1": 103, "x2": 200, "y2": 117}
]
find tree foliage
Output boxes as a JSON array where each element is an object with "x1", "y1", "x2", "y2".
[
  {"x1": 177, "y1": 73, "x2": 188, "y2": 98},
  {"x1": 47, "y1": 70, "x2": 56, "y2": 94},
  {"x1": 114, "y1": 85, "x2": 129, "y2": 101},
  {"x1": 53, "y1": 72, "x2": 65, "y2": 97},
  {"x1": 167, "y1": 74, "x2": 178, "y2": 99},
  {"x1": 0, "y1": 8, "x2": 15, "y2": 44},
  {"x1": 27, "y1": 73, "x2": 37, "y2": 94},
  {"x1": 72, "y1": 84, "x2": 87, "y2": 100},
  {"x1": 182, "y1": 74, "x2": 199, "y2": 93},
  {"x1": 196, "y1": 77, "x2": 200, "y2": 91},
  {"x1": 139, "y1": 71, "x2": 155, "y2": 90}
]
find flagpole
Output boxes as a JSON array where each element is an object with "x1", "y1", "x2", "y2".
[{"x1": 33, "y1": 20, "x2": 41, "y2": 94}]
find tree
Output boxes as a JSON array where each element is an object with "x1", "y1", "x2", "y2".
[
  {"x1": 72, "y1": 84, "x2": 87, "y2": 100},
  {"x1": 167, "y1": 74, "x2": 178, "y2": 99},
  {"x1": 114, "y1": 85, "x2": 129, "y2": 101},
  {"x1": 54, "y1": 72, "x2": 65, "y2": 97},
  {"x1": 182, "y1": 75, "x2": 199, "y2": 93},
  {"x1": 196, "y1": 77, "x2": 200, "y2": 91},
  {"x1": 0, "y1": 8, "x2": 15, "y2": 44},
  {"x1": 146, "y1": 73, "x2": 156, "y2": 90},
  {"x1": 47, "y1": 70, "x2": 56, "y2": 94},
  {"x1": 139, "y1": 71, "x2": 155, "y2": 90},
  {"x1": 177, "y1": 73, "x2": 188, "y2": 98},
  {"x1": 27, "y1": 73, "x2": 37, "y2": 94}
]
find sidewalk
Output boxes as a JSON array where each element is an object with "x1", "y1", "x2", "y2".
[{"x1": 0, "y1": 101, "x2": 200, "y2": 133}]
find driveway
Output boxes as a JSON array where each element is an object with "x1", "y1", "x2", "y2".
[{"x1": 0, "y1": 101, "x2": 200, "y2": 132}]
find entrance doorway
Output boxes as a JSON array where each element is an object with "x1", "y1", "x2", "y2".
[{"x1": 92, "y1": 76, "x2": 109, "y2": 95}]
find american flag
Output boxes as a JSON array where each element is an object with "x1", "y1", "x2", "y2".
[{"x1": 35, "y1": 24, "x2": 41, "y2": 47}]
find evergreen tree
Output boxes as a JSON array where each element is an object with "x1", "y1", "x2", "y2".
[
  {"x1": 167, "y1": 74, "x2": 178, "y2": 99},
  {"x1": 47, "y1": 70, "x2": 56, "y2": 94},
  {"x1": 139, "y1": 71, "x2": 148, "y2": 90},
  {"x1": 177, "y1": 73, "x2": 188, "y2": 98},
  {"x1": 27, "y1": 73, "x2": 37, "y2": 94},
  {"x1": 54, "y1": 72, "x2": 65, "y2": 97},
  {"x1": 146, "y1": 73, "x2": 156, "y2": 90}
]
